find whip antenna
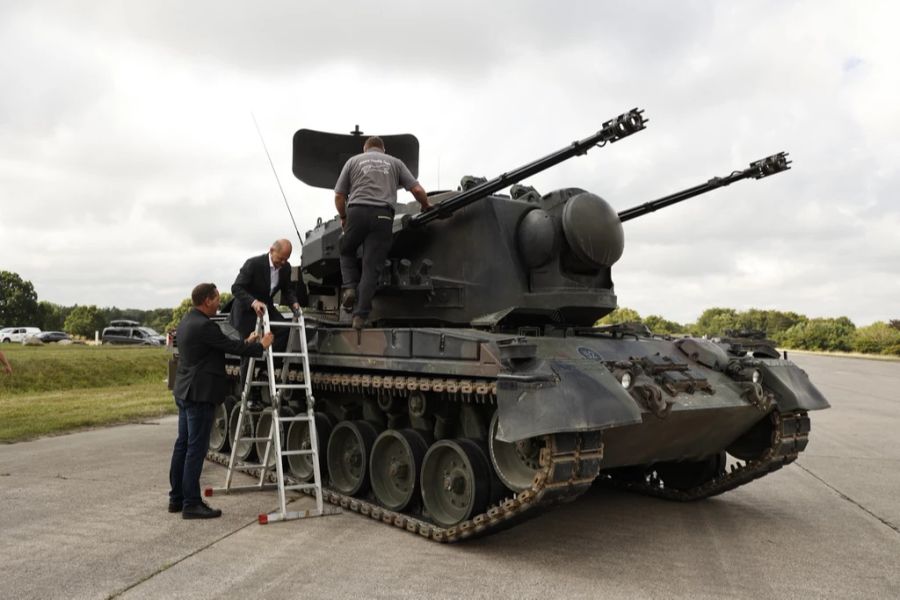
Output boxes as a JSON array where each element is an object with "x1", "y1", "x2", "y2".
[{"x1": 252, "y1": 113, "x2": 303, "y2": 246}]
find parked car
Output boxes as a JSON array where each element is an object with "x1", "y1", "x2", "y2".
[
  {"x1": 36, "y1": 331, "x2": 72, "y2": 343},
  {"x1": 101, "y1": 325, "x2": 165, "y2": 346},
  {"x1": 1, "y1": 327, "x2": 41, "y2": 343}
]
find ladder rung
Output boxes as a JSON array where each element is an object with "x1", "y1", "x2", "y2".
[
  {"x1": 229, "y1": 463, "x2": 269, "y2": 471},
  {"x1": 274, "y1": 384, "x2": 310, "y2": 389},
  {"x1": 270, "y1": 352, "x2": 307, "y2": 358},
  {"x1": 277, "y1": 415, "x2": 310, "y2": 423},
  {"x1": 269, "y1": 322, "x2": 305, "y2": 328},
  {"x1": 248, "y1": 381, "x2": 269, "y2": 387},
  {"x1": 281, "y1": 449, "x2": 316, "y2": 457},
  {"x1": 235, "y1": 437, "x2": 273, "y2": 443}
]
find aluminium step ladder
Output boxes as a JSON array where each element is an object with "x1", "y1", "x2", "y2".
[{"x1": 205, "y1": 307, "x2": 338, "y2": 524}]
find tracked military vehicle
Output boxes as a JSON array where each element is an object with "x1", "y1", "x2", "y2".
[{"x1": 194, "y1": 108, "x2": 829, "y2": 542}]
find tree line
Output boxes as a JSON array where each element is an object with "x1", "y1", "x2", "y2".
[
  {"x1": 0, "y1": 270, "x2": 177, "y2": 338},
  {"x1": 598, "y1": 307, "x2": 900, "y2": 357},
  {"x1": 3, "y1": 270, "x2": 898, "y2": 355}
]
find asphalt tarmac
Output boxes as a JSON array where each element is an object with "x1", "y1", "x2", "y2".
[{"x1": 0, "y1": 353, "x2": 897, "y2": 599}]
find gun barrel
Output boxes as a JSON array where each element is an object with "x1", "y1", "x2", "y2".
[
  {"x1": 408, "y1": 108, "x2": 648, "y2": 228},
  {"x1": 617, "y1": 152, "x2": 790, "y2": 223}
]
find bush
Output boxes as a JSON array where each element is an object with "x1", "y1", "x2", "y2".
[
  {"x1": 643, "y1": 315, "x2": 684, "y2": 334},
  {"x1": 781, "y1": 317, "x2": 856, "y2": 352},
  {"x1": 688, "y1": 308, "x2": 738, "y2": 337},
  {"x1": 64, "y1": 305, "x2": 105, "y2": 338},
  {"x1": 596, "y1": 307, "x2": 642, "y2": 326},
  {"x1": 852, "y1": 322, "x2": 900, "y2": 356}
]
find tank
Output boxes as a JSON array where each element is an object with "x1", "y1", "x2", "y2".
[{"x1": 202, "y1": 109, "x2": 829, "y2": 542}]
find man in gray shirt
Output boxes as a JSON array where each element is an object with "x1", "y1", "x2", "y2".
[{"x1": 334, "y1": 136, "x2": 432, "y2": 330}]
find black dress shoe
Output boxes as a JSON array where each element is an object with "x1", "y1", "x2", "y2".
[
  {"x1": 182, "y1": 502, "x2": 222, "y2": 520},
  {"x1": 168, "y1": 502, "x2": 182, "y2": 513}
]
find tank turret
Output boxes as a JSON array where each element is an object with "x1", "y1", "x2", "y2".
[{"x1": 294, "y1": 113, "x2": 790, "y2": 332}]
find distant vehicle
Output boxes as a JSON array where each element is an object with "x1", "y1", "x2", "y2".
[
  {"x1": 109, "y1": 319, "x2": 141, "y2": 328},
  {"x1": 101, "y1": 326, "x2": 165, "y2": 346},
  {"x1": 1, "y1": 327, "x2": 41, "y2": 343},
  {"x1": 36, "y1": 331, "x2": 72, "y2": 343}
]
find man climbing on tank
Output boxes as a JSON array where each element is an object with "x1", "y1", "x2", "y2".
[
  {"x1": 169, "y1": 283, "x2": 273, "y2": 519},
  {"x1": 335, "y1": 136, "x2": 432, "y2": 330},
  {"x1": 229, "y1": 238, "x2": 304, "y2": 344},
  {"x1": 228, "y1": 239, "x2": 306, "y2": 408}
]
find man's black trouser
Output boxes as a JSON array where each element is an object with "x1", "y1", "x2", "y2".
[
  {"x1": 339, "y1": 204, "x2": 394, "y2": 318},
  {"x1": 169, "y1": 399, "x2": 214, "y2": 508}
]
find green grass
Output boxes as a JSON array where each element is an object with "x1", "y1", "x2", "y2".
[{"x1": 0, "y1": 344, "x2": 176, "y2": 442}]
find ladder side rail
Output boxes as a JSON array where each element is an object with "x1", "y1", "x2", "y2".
[
  {"x1": 256, "y1": 308, "x2": 277, "y2": 487},
  {"x1": 298, "y1": 309, "x2": 324, "y2": 515},
  {"x1": 225, "y1": 313, "x2": 266, "y2": 491}
]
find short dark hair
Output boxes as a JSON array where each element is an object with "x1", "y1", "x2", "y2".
[
  {"x1": 191, "y1": 283, "x2": 218, "y2": 306},
  {"x1": 364, "y1": 136, "x2": 384, "y2": 151}
]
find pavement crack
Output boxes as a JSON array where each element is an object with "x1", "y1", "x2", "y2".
[
  {"x1": 797, "y1": 463, "x2": 900, "y2": 535},
  {"x1": 106, "y1": 518, "x2": 258, "y2": 599}
]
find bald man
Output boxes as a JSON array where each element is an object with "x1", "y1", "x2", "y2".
[{"x1": 229, "y1": 239, "x2": 302, "y2": 349}]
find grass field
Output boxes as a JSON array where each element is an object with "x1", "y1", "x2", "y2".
[{"x1": 0, "y1": 344, "x2": 176, "y2": 443}]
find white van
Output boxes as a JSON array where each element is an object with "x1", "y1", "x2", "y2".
[{"x1": 0, "y1": 327, "x2": 42, "y2": 343}]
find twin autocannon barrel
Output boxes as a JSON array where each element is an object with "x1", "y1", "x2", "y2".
[
  {"x1": 406, "y1": 106, "x2": 791, "y2": 228},
  {"x1": 407, "y1": 108, "x2": 648, "y2": 228},
  {"x1": 617, "y1": 152, "x2": 791, "y2": 222}
]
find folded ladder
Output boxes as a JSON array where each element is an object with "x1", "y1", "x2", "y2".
[{"x1": 205, "y1": 307, "x2": 339, "y2": 524}]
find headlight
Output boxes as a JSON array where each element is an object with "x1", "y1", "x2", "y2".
[
  {"x1": 621, "y1": 372, "x2": 633, "y2": 390},
  {"x1": 751, "y1": 369, "x2": 762, "y2": 384}
]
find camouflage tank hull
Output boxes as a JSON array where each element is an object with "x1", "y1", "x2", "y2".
[{"x1": 202, "y1": 322, "x2": 827, "y2": 542}]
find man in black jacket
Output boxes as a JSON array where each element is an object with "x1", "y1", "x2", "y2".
[
  {"x1": 229, "y1": 239, "x2": 303, "y2": 343},
  {"x1": 169, "y1": 283, "x2": 273, "y2": 519}
]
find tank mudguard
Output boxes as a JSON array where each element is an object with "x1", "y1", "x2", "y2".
[
  {"x1": 758, "y1": 359, "x2": 830, "y2": 412},
  {"x1": 495, "y1": 358, "x2": 642, "y2": 443}
]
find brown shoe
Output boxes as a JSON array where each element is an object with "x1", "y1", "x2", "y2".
[
  {"x1": 352, "y1": 316, "x2": 365, "y2": 331},
  {"x1": 341, "y1": 288, "x2": 357, "y2": 310}
]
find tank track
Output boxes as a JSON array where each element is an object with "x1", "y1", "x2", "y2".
[
  {"x1": 206, "y1": 369, "x2": 810, "y2": 540},
  {"x1": 207, "y1": 370, "x2": 603, "y2": 542},
  {"x1": 600, "y1": 410, "x2": 811, "y2": 501}
]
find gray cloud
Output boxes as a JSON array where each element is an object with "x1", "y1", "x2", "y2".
[{"x1": 1, "y1": 0, "x2": 897, "y2": 327}]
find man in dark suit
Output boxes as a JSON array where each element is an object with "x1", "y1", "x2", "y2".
[
  {"x1": 169, "y1": 282, "x2": 273, "y2": 519},
  {"x1": 229, "y1": 239, "x2": 303, "y2": 343}
]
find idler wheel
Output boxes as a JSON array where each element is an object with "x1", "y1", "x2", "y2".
[
  {"x1": 488, "y1": 412, "x2": 542, "y2": 492},
  {"x1": 327, "y1": 420, "x2": 379, "y2": 495},
  {"x1": 370, "y1": 429, "x2": 431, "y2": 512},
  {"x1": 209, "y1": 396, "x2": 236, "y2": 452},
  {"x1": 228, "y1": 405, "x2": 257, "y2": 462},
  {"x1": 286, "y1": 412, "x2": 335, "y2": 481},
  {"x1": 421, "y1": 439, "x2": 490, "y2": 528}
]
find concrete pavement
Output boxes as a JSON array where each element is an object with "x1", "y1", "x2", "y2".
[{"x1": 0, "y1": 353, "x2": 897, "y2": 599}]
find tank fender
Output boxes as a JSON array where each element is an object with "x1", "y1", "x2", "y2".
[
  {"x1": 757, "y1": 359, "x2": 830, "y2": 411},
  {"x1": 495, "y1": 358, "x2": 642, "y2": 443}
]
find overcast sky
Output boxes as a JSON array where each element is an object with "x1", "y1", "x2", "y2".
[{"x1": 1, "y1": 0, "x2": 897, "y2": 326}]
